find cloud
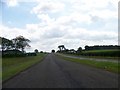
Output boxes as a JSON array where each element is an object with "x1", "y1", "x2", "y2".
[
  {"x1": 64, "y1": 28, "x2": 117, "y2": 41},
  {"x1": 5, "y1": 0, "x2": 19, "y2": 7},
  {"x1": 0, "y1": 25, "x2": 30, "y2": 39},
  {"x1": 71, "y1": 0, "x2": 118, "y2": 10},
  {"x1": 70, "y1": 0, "x2": 118, "y2": 21},
  {"x1": 1, "y1": 0, "x2": 118, "y2": 52},
  {"x1": 1, "y1": 20, "x2": 118, "y2": 52},
  {"x1": 31, "y1": 0, "x2": 65, "y2": 14}
]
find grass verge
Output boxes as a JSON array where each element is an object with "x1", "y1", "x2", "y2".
[
  {"x1": 62, "y1": 53, "x2": 120, "y2": 60},
  {"x1": 2, "y1": 53, "x2": 47, "y2": 82},
  {"x1": 57, "y1": 54, "x2": 119, "y2": 74}
]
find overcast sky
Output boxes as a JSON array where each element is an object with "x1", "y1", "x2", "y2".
[{"x1": 0, "y1": 0, "x2": 119, "y2": 52}]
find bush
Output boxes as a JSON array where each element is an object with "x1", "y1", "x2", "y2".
[
  {"x1": 26, "y1": 53, "x2": 37, "y2": 56},
  {"x1": 2, "y1": 50, "x2": 26, "y2": 58},
  {"x1": 51, "y1": 50, "x2": 55, "y2": 53}
]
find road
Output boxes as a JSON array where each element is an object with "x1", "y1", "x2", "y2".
[{"x1": 3, "y1": 53, "x2": 118, "y2": 88}]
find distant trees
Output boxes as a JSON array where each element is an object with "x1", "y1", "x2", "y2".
[
  {"x1": 85, "y1": 45, "x2": 89, "y2": 50},
  {"x1": 57, "y1": 45, "x2": 120, "y2": 57},
  {"x1": 0, "y1": 36, "x2": 31, "y2": 57},
  {"x1": 77, "y1": 47, "x2": 82, "y2": 53},
  {"x1": 51, "y1": 50, "x2": 55, "y2": 53},
  {"x1": 34, "y1": 49, "x2": 39, "y2": 53},
  {"x1": 40, "y1": 51, "x2": 43, "y2": 53},
  {"x1": 84, "y1": 45, "x2": 120, "y2": 50},
  {"x1": 0, "y1": 37, "x2": 14, "y2": 51},
  {"x1": 0, "y1": 36, "x2": 31, "y2": 55},
  {"x1": 57, "y1": 45, "x2": 76, "y2": 54},
  {"x1": 12, "y1": 36, "x2": 30, "y2": 53},
  {"x1": 58, "y1": 45, "x2": 66, "y2": 52}
]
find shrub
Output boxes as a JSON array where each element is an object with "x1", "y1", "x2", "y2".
[
  {"x1": 2, "y1": 50, "x2": 26, "y2": 58},
  {"x1": 26, "y1": 52, "x2": 37, "y2": 56}
]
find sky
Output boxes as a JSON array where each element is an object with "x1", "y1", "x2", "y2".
[{"x1": 0, "y1": 0, "x2": 119, "y2": 52}]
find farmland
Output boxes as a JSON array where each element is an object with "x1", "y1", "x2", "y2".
[
  {"x1": 80, "y1": 49, "x2": 120, "y2": 57},
  {"x1": 59, "y1": 49, "x2": 120, "y2": 60}
]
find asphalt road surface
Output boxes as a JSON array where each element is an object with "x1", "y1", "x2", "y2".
[{"x1": 3, "y1": 53, "x2": 118, "y2": 88}]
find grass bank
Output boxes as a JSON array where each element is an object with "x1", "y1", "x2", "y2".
[
  {"x1": 2, "y1": 53, "x2": 47, "y2": 82},
  {"x1": 57, "y1": 54, "x2": 119, "y2": 74}
]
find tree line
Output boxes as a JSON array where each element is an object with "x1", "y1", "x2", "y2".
[
  {"x1": 57, "y1": 45, "x2": 120, "y2": 57},
  {"x1": 0, "y1": 35, "x2": 30, "y2": 52},
  {"x1": 84, "y1": 45, "x2": 120, "y2": 50},
  {"x1": 0, "y1": 36, "x2": 38, "y2": 57}
]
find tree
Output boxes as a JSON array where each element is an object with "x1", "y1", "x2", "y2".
[
  {"x1": 34, "y1": 49, "x2": 39, "y2": 53},
  {"x1": 40, "y1": 51, "x2": 43, "y2": 53},
  {"x1": 12, "y1": 36, "x2": 30, "y2": 52},
  {"x1": 51, "y1": 50, "x2": 55, "y2": 53},
  {"x1": 85, "y1": 45, "x2": 89, "y2": 50},
  {"x1": 58, "y1": 45, "x2": 66, "y2": 52},
  {"x1": 77, "y1": 47, "x2": 82, "y2": 53},
  {"x1": 0, "y1": 37, "x2": 14, "y2": 51}
]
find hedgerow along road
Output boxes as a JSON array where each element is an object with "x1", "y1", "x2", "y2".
[{"x1": 3, "y1": 53, "x2": 118, "y2": 88}]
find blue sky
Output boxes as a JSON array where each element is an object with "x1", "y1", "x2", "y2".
[
  {"x1": 2, "y1": 2, "x2": 39, "y2": 28},
  {"x1": 0, "y1": 0, "x2": 119, "y2": 52}
]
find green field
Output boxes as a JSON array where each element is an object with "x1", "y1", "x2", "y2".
[
  {"x1": 57, "y1": 54, "x2": 119, "y2": 74},
  {"x1": 81, "y1": 49, "x2": 120, "y2": 57},
  {"x1": 2, "y1": 53, "x2": 47, "y2": 82},
  {"x1": 83, "y1": 49, "x2": 119, "y2": 52}
]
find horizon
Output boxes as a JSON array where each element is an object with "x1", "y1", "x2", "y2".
[{"x1": 0, "y1": 0, "x2": 119, "y2": 52}]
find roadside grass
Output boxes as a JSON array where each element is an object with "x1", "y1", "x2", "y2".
[
  {"x1": 62, "y1": 53, "x2": 120, "y2": 60},
  {"x1": 2, "y1": 53, "x2": 47, "y2": 82},
  {"x1": 57, "y1": 54, "x2": 119, "y2": 74}
]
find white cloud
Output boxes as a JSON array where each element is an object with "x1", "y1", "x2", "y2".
[
  {"x1": 89, "y1": 9, "x2": 117, "y2": 19},
  {"x1": 71, "y1": 0, "x2": 118, "y2": 10},
  {"x1": 31, "y1": 0, "x2": 65, "y2": 14},
  {"x1": 1, "y1": 0, "x2": 118, "y2": 52},
  {"x1": 70, "y1": 0, "x2": 118, "y2": 20},
  {"x1": 64, "y1": 28, "x2": 117, "y2": 41},
  {"x1": 37, "y1": 14, "x2": 55, "y2": 25},
  {"x1": 1, "y1": 20, "x2": 118, "y2": 52},
  {"x1": 0, "y1": 25, "x2": 30, "y2": 39},
  {"x1": 56, "y1": 13, "x2": 91, "y2": 25},
  {"x1": 5, "y1": 0, "x2": 19, "y2": 7}
]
